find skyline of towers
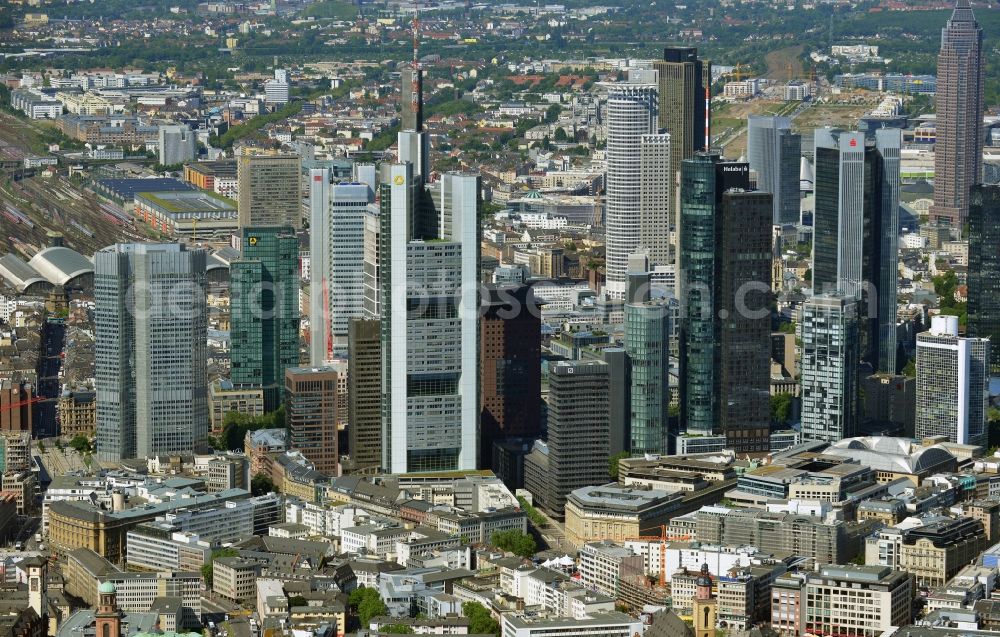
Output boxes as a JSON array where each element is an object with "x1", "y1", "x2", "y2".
[
  {"x1": 309, "y1": 169, "x2": 372, "y2": 362},
  {"x1": 930, "y1": 0, "x2": 984, "y2": 227},
  {"x1": 747, "y1": 115, "x2": 802, "y2": 225},
  {"x1": 95, "y1": 243, "x2": 208, "y2": 461},
  {"x1": 604, "y1": 84, "x2": 658, "y2": 299},
  {"x1": 677, "y1": 153, "x2": 772, "y2": 453},
  {"x1": 230, "y1": 226, "x2": 300, "y2": 411},
  {"x1": 915, "y1": 315, "x2": 990, "y2": 447},
  {"x1": 812, "y1": 127, "x2": 901, "y2": 373},
  {"x1": 799, "y1": 293, "x2": 860, "y2": 443}
]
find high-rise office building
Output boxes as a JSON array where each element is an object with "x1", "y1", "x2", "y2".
[
  {"x1": 380, "y1": 165, "x2": 480, "y2": 473},
  {"x1": 236, "y1": 149, "x2": 302, "y2": 229},
  {"x1": 812, "y1": 128, "x2": 901, "y2": 372},
  {"x1": 309, "y1": 170, "x2": 371, "y2": 362},
  {"x1": 158, "y1": 125, "x2": 197, "y2": 166},
  {"x1": 640, "y1": 133, "x2": 672, "y2": 266},
  {"x1": 677, "y1": 154, "x2": 772, "y2": 452},
  {"x1": 623, "y1": 265, "x2": 671, "y2": 455},
  {"x1": 95, "y1": 244, "x2": 208, "y2": 461},
  {"x1": 264, "y1": 79, "x2": 290, "y2": 106},
  {"x1": 653, "y1": 47, "x2": 711, "y2": 259},
  {"x1": 603, "y1": 85, "x2": 657, "y2": 299},
  {"x1": 930, "y1": 0, "x2": 984, "y2": 227},
  {"x1": 362, "y1": 205, "x2": 381, "y2": 319},
  {"x1": 967, "y1": 184, "x2": 1000, "y2": 373},
  {"x1": 347, "y1": 318, "x2": 381, "y2": 473},
  {"x1": 285, "y1": 366, "x2": 339, "y2": 474},
  {"x1": 799, "y1": 294, "x2": 860, "y2": 443},
  {"x1": 230, "y1": 226, "x2": 300, "y2": 411},
  {"x1": 915, "y1": 315, "x2": 990, "y2": 447},
  {"x1": 525, "y1": 361, "x2": 610, "y2": 518},
  {"x1": 747, "y1": 116, "x2": 802, "y2": 225},
  {"x1": 480, "y1": 285, "x2": 541, "y2": 466}
]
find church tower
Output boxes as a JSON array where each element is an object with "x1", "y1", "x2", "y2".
[
  {"x1": 94, "y1": 582, "x2": 122, "y2": 637},
  {"x1": 692, "y1": 563, "x2": 717, "y2": 637},
  {"x1": 23, "y1": 555, "x2": 47, "y2": 620}
]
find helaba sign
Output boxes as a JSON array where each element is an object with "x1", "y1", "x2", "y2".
[{"x1": 721, "y1": 164, "x2": 747, "y2": 173}]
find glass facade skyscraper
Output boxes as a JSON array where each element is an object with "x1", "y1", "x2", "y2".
[
  {"x1": 968, "y1": 184, "x2": 1000, "y2": 373},
  {"x1": 799, "y1": 294, "x2": 860, "y2": 443},
  {"x1": 747, "y1": 116, "x2": 802, "y2": 225},
  {"x1": 624, "y1": 299, "x2": 671, "y2": 454},
  {"x1": 230, "y1": 226, "x2": 300, "y2": 411},
  {"x1": 95, "y1": 243, "x2": 208, "y2": 461}
]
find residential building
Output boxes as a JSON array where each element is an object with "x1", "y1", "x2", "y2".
[
  {"x1": 677, "y1": 154, "x2": 772, "y2": 451},
  {"x1": 58, "y1": 388, "x2": 96, "y2": 437},
  {"x1": 236, "y1": 149, "x2": 302, "y2": 229},
  {"x1": 968, "y1": 184, "x2": 1000, "y2": 372},
  {"x1": 309, "y1": 173, "x2": 371, "y2": 361},
  {"x1": 244, "y1": 428, "x2": 287, "y2": 477},
  {"x1": 94, "y1": 244, "x2": 208, "y2": 461},
  {"x1": 930, "y1": 0, "x2": 984, "y2": 226},
  {"x1": 230, "y1": 226, "x2": 300, "y2": 411},
  {"x1": 578, "y1": 541, "x2": 646, "y2": 599},
  {"x1": 799, "y1": 294, "x2": 860, "y2": 443},
  {"x1": 812, "y1": 128, "x2": 901, "y2": 372},
  {"x1": 915, "y1": 315, "x2": 990, "y2": 447},
  {"x1": 747, "y1": 116, "x2": 802, "y2": 225},
  {"x1": 285, "y1": 366, "x2": 339, "y2": 475}
]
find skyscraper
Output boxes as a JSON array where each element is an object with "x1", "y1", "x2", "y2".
[
  {"x1": 915, "y1": 315, "x2": 990, "y2": 447},
  {"x1": 380, "y1": 165, "x2": 480, "y2": 473},
  {"x1": 95, "y1": 243, "x2": 208, "y2": 461},
  {"x1": 969, "y1": 185, "x2": 1000, "y2": 372},
  {"x1": 799, "y1": 294, "x2": 860, "y2": 443},
  {"x1": 604, "y1": 85, "x2": 657, "y2": 299},
  {"x1": 236, "y1": 149, "x2": 302, "y2": 229},
  {"x1": 480, "y1": 285, "x2": 541, "y2": 466},
  {"x1": 158, "y1": 125, "x2": 197, "y2": 166},
  {"x1": 285, "y1": 366, "x2": 339, "y2": 475},
  {"x1": 812, "y1": 128, "x2": 901, "y2": 372},
  {"x1": 930, "y1": 0, "x2": 984, "y2": 227},
  {"x1": 677, "y1": 153, "x2": 772, "y2": 452},
  {"x1": 640, "y1": 133, "x2": 672, "y2": 266},
  {"x1": 653, "y1": 47, "x2": 711, "y2": 259},
  {"x1": 230, "y1": 226, "x2": 300, "y2": 411},
  {"x1": 747, "y1": 116, "x2": 802, "y2": 225},
  {"x1": 623, "y1": 265, "x2": 671, "y2": 455},
  {"x1": 401, "y1": 66, "x2": 424, "y2": 132},
  {"x1": 347, "y1": 318, "x2": 381, "y2": 473},
  {"x1": 524, "y1": 361, "x2": 610, "y2": 518},
  {"x1": 309, "y1": 170, "x2": 371, "y2": 362}
]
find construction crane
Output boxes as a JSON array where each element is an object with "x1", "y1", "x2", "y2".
[
  {"x1": 625, "y1": 525, "x2": 691, "y2": 588},
  {"x1": 1, "y1": 396, "x2": 44, "y2": 412},
  {"x1": 722, "y1": 63, "x2": 751, "y2": 83}
]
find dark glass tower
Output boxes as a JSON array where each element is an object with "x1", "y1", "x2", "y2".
[
  {"x1": 231, "y1": 226, "x2": 300, "y2": 411},
  {"x1": 812, "y1": 128, "x2": 900, "y2": 373},
  {"x1": 930, "y1": 0, "x2": 984, "y2": 227},
  {"x1": 968, "y1": 184, "x2": 1000, "y2": 372},
  {"x1": 678, "y1": 153, "x2": 773, "y2": 452}
]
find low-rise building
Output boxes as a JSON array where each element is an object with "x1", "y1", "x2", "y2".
[
  {"x1": 898, "y1": 517, "x2": 987, "y2": 588},
  {"x1": 564, "y1": 485, "x2": 682, "y2": 547},
  {"x1": 804, "y1": 565, "x2": 913, "y2": 637}
]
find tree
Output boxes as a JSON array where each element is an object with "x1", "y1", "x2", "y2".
[
  {"x1": 553, "y1": 127, "x2": 568, "y2": 141},
  {"x1": 251, "y1": 473, "x2": 274, "y2": 496},
  {"x1": 770, "y1": 393, "x2": 793, "y2": 425},
  {"x1": 490, "y1": 530, "x2": 537, "y2": 558},
  {"x1": 902, "y1": 358, "x2": 916, "y2": 378},
  {"x1": 545, "y1": 103, "x2": 561, "y2": 123},
  {"x1": 201, "y1": 562, "x2": 214, "y2": 587},
  {"x1": 381, "y1": 625, "x2": 415, "y2": 634},
  {"x1": 69, "y1": 434, "x2": 92, "y2": 453},
  {"x1": 350, "y1": 587, "x2": 387, "y2": 626},
  {"x1": 608, "y1": 451, "x2": 630, "y2": 480},
  {"x1": 462, "y1": 602, "x2": 499, "y2": 636}
]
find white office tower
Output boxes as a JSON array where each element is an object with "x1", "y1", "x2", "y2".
[
  {"x1": 380, "y1": 164, "x2": 480, "y2": 473},
  {"x1": 95, "y1": 243, "x2": 208, "y2": 461},
  {"x1": 799, "y1": 293, "x2": 859, "y2": 444},
  {"x1": 398, "y1": 130, "x2": 430, "y2": 184},
  {"x1": 605, "y1": 85, "x2": 658, "y2": 299},
  {"x1": 639, "y1": 132, "x2": 672, "y2": 266},
  {"x1": 274, "y1": 68, "x2": 290, "y2": 83},
  {"x1": 309, "y1": 168, "x2": 372, "y2": 363},
  {"x1": 916, "y1": 315, "x2": 990, "y2": 446},
  {"x1": 264, "y1": 79, "x2": 289, "y2": 106}
]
